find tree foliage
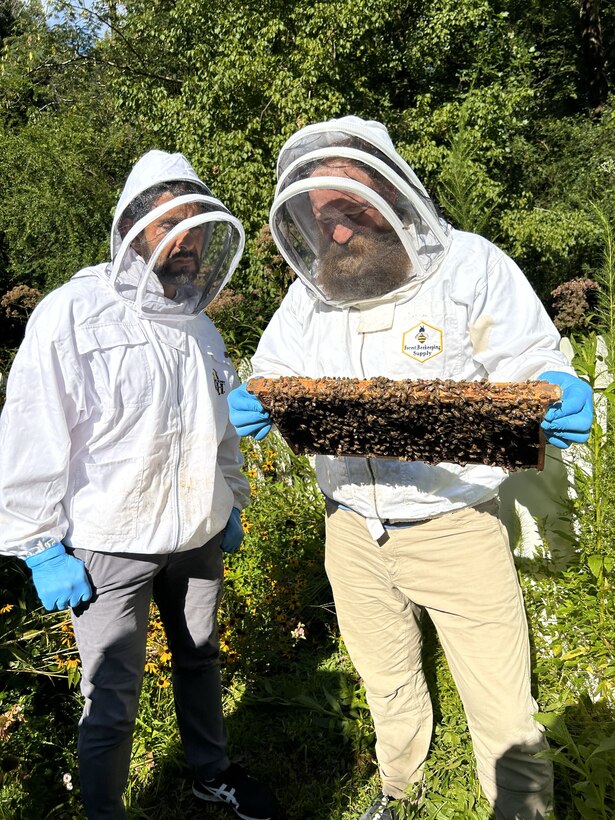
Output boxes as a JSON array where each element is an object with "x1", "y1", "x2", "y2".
[
  {"x1": 0, "y1": 4, "x2": 614, "y2": 816},
  {"x1": 0, "y1": 1, "x2": 141, "y2": 306},
  {"x1": 0, "y1": 0, "x2": 613, "y2": 344}
]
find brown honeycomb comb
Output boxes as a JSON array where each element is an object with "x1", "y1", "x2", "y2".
[{"x1": 247, "y1": 377, "x2": 561, "y2": 471}]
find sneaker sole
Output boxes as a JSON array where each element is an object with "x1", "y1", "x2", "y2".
[{"x1": 192, "y1": 783, "x2": 273, "y2": 820}]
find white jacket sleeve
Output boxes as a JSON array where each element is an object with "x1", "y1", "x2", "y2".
[
  {"x1": 251, "y1": 281, "x2": 309, "y2": 379},
  {"x1": 0, "y1": 322, "x2": 83, "y2": 559},
  {"x1": 218, "y1": 366, "x2": 250, "y2": 510},
  {"x1": 465, "y1": 246, "x2": 575, "y2": 382}
]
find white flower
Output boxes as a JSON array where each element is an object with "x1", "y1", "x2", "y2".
[{"x1": 290, "y1": 622, "x2": 306, "y2": 642}]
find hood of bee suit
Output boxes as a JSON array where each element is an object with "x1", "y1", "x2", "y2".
[
  {"x1": 269, "y1": 115, "x2": 452, "y2": 308},
  {"x1": 105, "y1": 149, "x2": 245, "y2": 321}
]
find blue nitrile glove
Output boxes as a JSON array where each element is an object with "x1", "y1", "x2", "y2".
[
  {"x1": 24, "y1": 542, "x2": 93, "y2": 611},
  {"x1": 228, "y1": 382, "x2": 272, "y2": 440},
  {"x1": 220, "y1": 507, "x2": 244, "y2": 553},
  {"x1": 539, "y1": 371, "x2": 594, "y2": 449}
]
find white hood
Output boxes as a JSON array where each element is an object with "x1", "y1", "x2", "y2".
[
  {"x1": 269, "y1": 116, "x2": 451, "y2": 308},
  {"x1": 106, "y1": 150, "x2": 245, "y2": 320}
]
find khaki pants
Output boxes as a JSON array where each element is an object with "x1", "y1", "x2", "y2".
[{"x1": 324, "y1": 500, "x2": 553, "y2": 819}]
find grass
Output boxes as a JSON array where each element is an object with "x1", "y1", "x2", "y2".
[
  {"x1": 1, "y1": 430, "x2": 614, "y2": 818},
  {"x1": 122, "y1": 620, "x2": 493, "y2": 820}
]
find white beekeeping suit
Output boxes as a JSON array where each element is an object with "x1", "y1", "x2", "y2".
[
  {"x1": 228, "y1": 115, "x2": 596, "y2": 820},
  {"x1": 0, "y1": 149, "x2": 282, "y2": 820},
  {"x1": 253, "y1": 116, "x2": 575, "y2": 540},
  {"x1": 0, "y1": 150, "x2": 249, "y2": 560}
]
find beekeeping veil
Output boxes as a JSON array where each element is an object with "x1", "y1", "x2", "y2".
[
  {"x1": 269, "y1": 116, "x2": 451, "y2": 307},
  {"x1": 108, "y1": 150, "x2": 244, "y2": 320}
]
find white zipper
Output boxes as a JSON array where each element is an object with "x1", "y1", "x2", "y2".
[
  {"x1": 172, "y1": 346, "x2": 183, "y2": 552},
  {"x1": 357, "y1": 326, "x2": 381, "y2": 519}
]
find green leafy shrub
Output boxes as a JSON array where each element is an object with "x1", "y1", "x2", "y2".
[{"x1": 219, "y1": 434, "x2": 329, "y2": 676}]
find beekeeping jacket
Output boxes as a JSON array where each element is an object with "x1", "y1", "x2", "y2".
[
  {"x1": 0, "y1": 150, "x2": 249, "y2": 560},
  {"x1": 252, "y1": 116, "x2": 574, "y2": 538}
]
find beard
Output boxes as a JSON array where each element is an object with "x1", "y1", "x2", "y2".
[
  {"x1": 155, "y1": 250, "x2": 200, "y2": 286},
  {"x1": 315, "y1": 230, "x2": 412, "y2": 303}
]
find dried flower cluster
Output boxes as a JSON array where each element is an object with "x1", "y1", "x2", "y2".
[
  {"x1": 550, "y1": 277, "x2": 599, "y2": 333},
  {"x1": 1, "y1": 284, "x2": 42, "y2": 320},
  {"x1": 205, "y1": 287, "x2": 247, "y2": 320},
  {"x1": 0, "y1": 704, "x2": 24, "y2": 741},
  {"x1": 249, "y1": 376, "x2": 561, "y2": 470}
]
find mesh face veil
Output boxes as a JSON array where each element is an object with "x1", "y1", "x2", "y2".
[
  {"x1": 110, "y1": 193, "x2": 244, "y2": 320},
  {"x1": 269, "y1": 118, "x2": 451, "y2": 307}
]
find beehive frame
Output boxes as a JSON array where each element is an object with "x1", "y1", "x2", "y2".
[{"x1": 248, "y1": 376, "x2": 561, "y2": 471}]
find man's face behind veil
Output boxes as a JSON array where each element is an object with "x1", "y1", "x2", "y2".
[
  {"x1": 135, "y1": 192, "x2": 208, "y2": 286},
  {"x1": 308, "y1": 162, "x2": 411, "y2": 302}
]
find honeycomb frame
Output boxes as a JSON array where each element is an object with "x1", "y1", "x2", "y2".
[{"x1": 247, "y1": 376, "x2": 562, "y2": 471}]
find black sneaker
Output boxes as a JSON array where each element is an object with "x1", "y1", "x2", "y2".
[
  {"x1": 192, "y1": 762, "x2": 281, "y2": 820},
  {"x1": 359, "y1": 793, "x2": 399, "y2": 820}
]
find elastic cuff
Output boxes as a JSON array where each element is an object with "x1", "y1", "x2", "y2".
[{"x1": 24, "y1": 542, "x2": 65, "y2": 567}]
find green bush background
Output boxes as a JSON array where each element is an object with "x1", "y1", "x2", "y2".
[{"x1": 1, "y1": 0, "x2": 614, "y2": 817}]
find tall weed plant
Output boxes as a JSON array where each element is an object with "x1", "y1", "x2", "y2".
[
  {"x1": 219, "y1": 432, "x2": 329, "y2": 677},
  {"x1": 436, "y1": 127, "x2": 615, "y2": 816},
  {"x1": 569, "y1": 204, "x2": 615, "y2": 588},
  {"x1": 526, "y1": 203, "x2": 615, "y2": 818},
  {"x1": 436, "y1": 103, "x2": 501, "y2": 240}
]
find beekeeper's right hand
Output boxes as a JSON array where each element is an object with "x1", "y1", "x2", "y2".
[
  {"x1": 227, "y1": 382, "x2": 272, "y2": 440},
  {"x1": 24, "y1": 543, "x2": 93, "y2": 611}
]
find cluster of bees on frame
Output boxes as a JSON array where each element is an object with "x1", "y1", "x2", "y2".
[{"x1": 249, "y1": 376, "x2": 561, "y2": 470}]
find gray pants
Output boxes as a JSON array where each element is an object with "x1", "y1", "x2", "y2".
[{"x1": 70, "y1": 539, "x2": 229, "y2": 819}]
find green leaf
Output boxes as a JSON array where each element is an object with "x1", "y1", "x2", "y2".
[
  {"x1": 588, "y1": 735, "x2": 615, "y2": 758},
  {"x1": 587, "y1": 554, "x2": 604, "y2": 579}
]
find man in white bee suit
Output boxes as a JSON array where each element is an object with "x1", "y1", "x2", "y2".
[
  {"x1": 0, "y1": 151, "x2": 281, "y2": 820},
  {"x1": 227, "y1": 117, "x2": 593, "y2": 820}
]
